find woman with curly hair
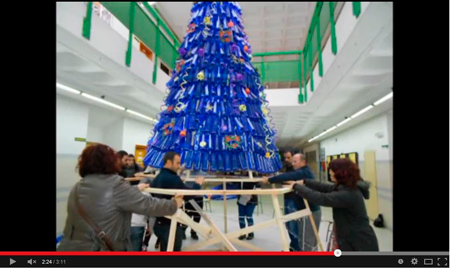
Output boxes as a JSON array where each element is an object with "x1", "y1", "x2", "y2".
[
  {"x1": 285, "y1": 158, "x2": 379, "y2": 251},
  {"x1": 57, "y1": 144, "x2": 183, "y2": 251}
]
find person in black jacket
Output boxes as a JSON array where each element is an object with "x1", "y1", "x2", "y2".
[
  {"x1": 285, "y1": 158, "x2": 379, "y2": 251},
  {"x1": 262, "y1": 153, "x2": 321, "y2": 251},
  {"x1": 151, "y1": 151, "x2": 204, "y2": 251}
]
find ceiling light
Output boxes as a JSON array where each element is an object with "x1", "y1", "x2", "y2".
[
  {"x1": 350, "y1": 105, "x2": 374, "y2": 119},
  {"x1": 336, "y1": 117, "x2": 352, "y2": 127},
  {"x1": 126, "y1": 109, "x2": 156, "y2": 122},
  {"x1": 81, "y1": 93, "x2": 125, "y2": 111},
  {"x1": 56, "y1": 83, "x2": 81, "y2": 94},
  {"x1": 374, "y1": 92, "x2": 393, "y2": 106},
  {"x1": 147, "y1": 2, "x2": 157, "y2": 5},
  {"x1": 324, "y1": 126, "x2": 337, "y2": 133}
]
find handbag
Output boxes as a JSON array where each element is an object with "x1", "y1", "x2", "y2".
[{"x1": 74, "y1": 184, "x2": 115, "y2": 251}]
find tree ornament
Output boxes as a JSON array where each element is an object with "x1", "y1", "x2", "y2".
[
  {"x1": 180, "y1": 130, "x2": 187, "y2": 137},
  {"x1": 225, "y1": 135, "x2": 241, "y2": 149},
  {"x1": 227, "y1": 21, "x2": 234, "y2": 27},
  {"x1": 200, "y1": 141, "x2": 207, "y2": 148},
  {"x1": 197, "y1": 71, "x2": 205, "y2": 80},
  {"x1": 179, "y1": 48, "x2": 187, "y2": 56},
  {"x1": 245, "y1": 87, "x2": 250, "y2": 94},
  {"x1": 187, "y1": 23, "x2": 196, "y2": 33},
  {"x1": 265, "y1": 152, "x2": 271, "y2": 158},
  {"x1": 204, "y1": 15, "x2": 212, "y2": 25},
  {"x1": 198, "y1": 48, "x2": 205, "y2": 57},
  {"x1": 239, "y1": 104, "x2": 247, "y2": 112},
  {"x1": 244, "y1": 45, "x2": 249, "y2": 52}
]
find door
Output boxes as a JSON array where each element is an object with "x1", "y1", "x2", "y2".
[
  {"x1": 364, "y1": 151, "x2": 379, "y2": 220},
  {"x1": 135, "y1": 145, "x2": 147, "y2": 168}
]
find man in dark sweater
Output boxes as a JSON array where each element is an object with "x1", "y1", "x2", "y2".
[
  {"x1": 151, "y1": 151, "x2": 204, "y2": 251},
  {"x1": 262, "y1": 153, "x2": 321, "y2": 251}
]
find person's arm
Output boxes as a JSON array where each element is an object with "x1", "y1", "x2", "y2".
[
  {"x1": 268, "y1": 170, "x2": 303, "y2": 184},
  {"x1": 292, "y1": 184, "x2": 350, "y2": 208},
  {"x1": 304, "y1": 179, "x2": 336, "y2": 193},
  {"x1": 113, "y1": 178, "x2": 180, "y2": 216}
]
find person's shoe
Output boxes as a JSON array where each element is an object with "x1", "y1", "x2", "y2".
[
  {"x1": 155, "y1": 242, "x2": 159, "y2": 249},
  {"x1": 142, "y1": 245, "x2": 148, "y2": 252},
  {"x1": 246, "y1": 232, "x2": 254, "y2": 240},
  {"x1": 191, "y1": 232, "x2": 199, "y2": 240},
  {"x1": 238, "y1": 235, "x2": 246, "y2": 240},
  {"x1": 182, "y1": 232, "x2": 186, "y2": 240}
]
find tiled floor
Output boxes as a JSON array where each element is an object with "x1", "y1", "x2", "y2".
[{"x1": 145, "y1": 196, "x2": 393, "y2": 252}]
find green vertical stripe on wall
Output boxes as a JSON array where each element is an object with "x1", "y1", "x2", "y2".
[
  {"x1": 82, "y1": 2, "x2": 93, "y2": 40},
  {"x1": 125, "y1": 3, "x2": 136, "y2": 67},
  {"x1": 152, "y1": 19, "x2": 160, "y2": 85},
  {"x1": 329, "y1": 2, "x2": 338, "y2": 55},
  {"x1": 353, "y1": 2, "x2": 361, "y2": 18}
]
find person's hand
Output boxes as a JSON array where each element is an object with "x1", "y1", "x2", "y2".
[
  {"x1": 283, "y1": 180, "x2": 296, "y2": 186},
  {"x1": 138, "y1": 183, "x2": 150, "y2": 191},
  {"x1": 195, "y1": 176, "x2": 205, "y2": 185},
  {"x1": 173, "y1": 194, "x2": 184, "y2": 207},
  {"x1": 261, "y1": 177, "x2": 270, "y2": 184}
]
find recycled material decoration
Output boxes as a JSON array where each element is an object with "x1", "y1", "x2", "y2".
[{"x1": 225, "y1": 135, "x2": 241, "y2": 149}]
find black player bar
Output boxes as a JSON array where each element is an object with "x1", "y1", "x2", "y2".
[{"x1": 1, "y1": 254, "x2": 448, "y2": 267}]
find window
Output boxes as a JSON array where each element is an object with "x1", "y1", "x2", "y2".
[{"x1": 160, "y1": 62, "x2": 171, "y2": 75}]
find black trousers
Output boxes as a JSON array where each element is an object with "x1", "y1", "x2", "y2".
[
  {"x1": 181, "y1": 198, "x2": 204, "y2": 235},
  {"x1": 153, "y1": 224, "x2": 183, "y2": 251}
]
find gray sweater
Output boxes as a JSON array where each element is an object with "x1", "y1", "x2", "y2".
[{"x1": 57, "y1": 174, "x2": 178, "y2": 251}]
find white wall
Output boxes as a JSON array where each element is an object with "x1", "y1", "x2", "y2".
[
  {"x1": 122, "y1": 118, "x2": 153, "y2": 155},
  {"x1": 57, "y1": 95, "x2": 89, "y2": 155},
  {"x1": 56, "y1": 95, "x2": 89, "y2": 236},
  {"x1": 87, "y1": 126, "x2": 104, "y2": 143},
  {"x1": 265, "y1": 88, "x2": 299, "y2": 106},
  {"x1": 319, "y1": 111, "x2": 393, "y2": 230},
  {"x1": 102, "y1": 119, "x2": 125, "y2": 151}
]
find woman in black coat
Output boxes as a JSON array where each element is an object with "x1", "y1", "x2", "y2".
[{"x1": 285, "y1": 158, "x2": 379, "y2": 251}]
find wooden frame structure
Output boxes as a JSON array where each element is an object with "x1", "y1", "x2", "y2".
[{"x1": 144, "y1": 177, "x2": 324, "y2": 252}]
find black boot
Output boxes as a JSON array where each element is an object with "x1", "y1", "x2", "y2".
[
  {"x1": 247, "y1": 232, "x2": 254, "y2": 240},
  {"x1": 191, "y1": 232, "x2": 199, "y2": 240},
  {"x1": 238, "y1": 235, "x2": 246, "y2": 240}
]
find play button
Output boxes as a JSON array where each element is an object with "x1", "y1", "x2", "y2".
[{"x1": 10, "y1": 258, "x2": 16, "y2": 265}]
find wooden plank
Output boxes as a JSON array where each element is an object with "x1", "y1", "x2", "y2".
[
  {"x1": 272, "y1": 193, "x2": 290, "y2": 251},
  {"x1": 144, "y1": 188, "x2": 292, "y2": 196},
  {"x1": 189, "y1": 200, "x2": 237, "y2": 252},
  {"x1": 183, "y1": 209, "x2": 311, "y2": 251},
  {"x1": 166, "y1": 209, "x2": 181, "y2": 252},
  {"x1": 184, "y1": 178, "x2": 264, "y2": 182},
  {"x1": 229, "y1": 238, "x2": 264, "y2": 251},
  {"x1": 223, "y1": 181, "x2": 227, "y2": 234},
  {"x1": 303, "y1": 199, "x2": 324, "y2": 251}
]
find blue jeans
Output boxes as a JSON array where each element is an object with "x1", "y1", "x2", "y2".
[
  {"x1": 238, "y1": 203, "x2": 256, "y2": 229},
  {"x1": 130, "y1": 226, "x2": 145, "y2": 251},
  {"x1": 284, "y1": 199, "x2": 301, "y2": 251}
]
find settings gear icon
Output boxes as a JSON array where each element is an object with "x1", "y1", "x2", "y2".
[{"x1": 411, "y1": 258, "x2": 418, "y2": 265}]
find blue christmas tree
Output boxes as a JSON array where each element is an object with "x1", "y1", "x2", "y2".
[{"x1": 143, "y1": 2, "x2": 282, "y2": 173}]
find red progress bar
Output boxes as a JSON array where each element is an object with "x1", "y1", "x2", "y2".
[{"x1": 0, "y1": 252, "x2": 334, "y2": 256}]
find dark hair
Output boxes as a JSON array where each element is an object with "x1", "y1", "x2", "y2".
[
  {"x1": 163, "y1": 151, "x2": 180, "y2": 164},
  {"x1": 117, "y1": 150, "x2": 128, "y2": 158},
  {"x1": 284, "y1": 151, "x2": 293, "y2": 156},
  {"x1": 329, "y1": 158, "x2": 361, "y2": 189},
  {"x1": 77, "y1": 144, "x2": 122, "y2": 177}
]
